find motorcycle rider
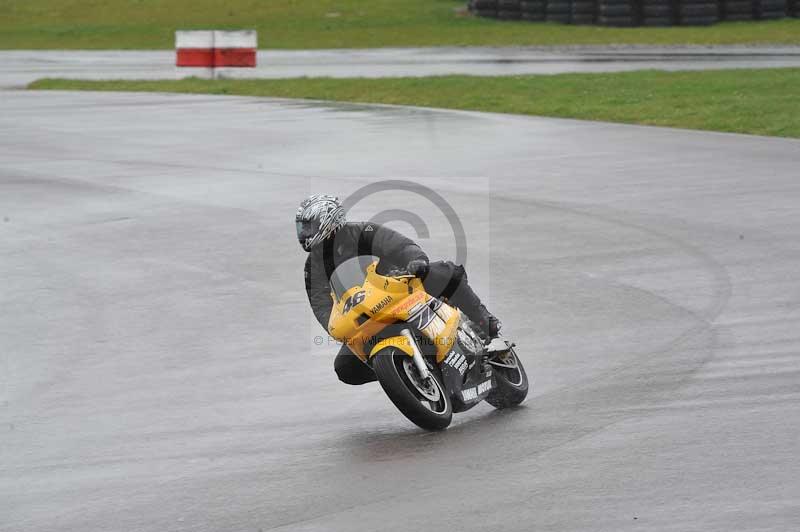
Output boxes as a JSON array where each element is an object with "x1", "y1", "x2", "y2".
[{"x1": 297, "y1": 194, "x2": 502, "y2": 385}]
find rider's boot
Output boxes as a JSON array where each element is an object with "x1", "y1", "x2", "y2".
[
  {"x1": 447, "y1": 284, "x2": 502, "y2": 341},
  {"x1": 475, "y1": 303, "x2": 502, "y2": 341}
]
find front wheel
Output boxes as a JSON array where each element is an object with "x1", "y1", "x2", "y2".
[
  {"x1": 485, "y1": 347, "x2": 529, "y2": 409},
  {"x1": 372, "y1": 348, "x2": 452, "y2": 430}
]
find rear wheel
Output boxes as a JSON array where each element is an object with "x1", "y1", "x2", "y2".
[
  {"x1": 372, "y1": 348, "x2": 452, "y2": 430},
  {"x1": 485, "y1": 348, "x2": 529, "y2": 409}
]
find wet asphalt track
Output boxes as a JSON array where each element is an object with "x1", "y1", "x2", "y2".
[
  {"x1": 2, "y1": 46, "x2": 800, "y2": 88},
  {"x1": 2, "y1": 89, "x2": 800, "y2": 531}
]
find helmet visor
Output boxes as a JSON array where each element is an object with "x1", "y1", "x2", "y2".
[{"x1": 296, "y1": 218, "x2": 321, "y2": 243}]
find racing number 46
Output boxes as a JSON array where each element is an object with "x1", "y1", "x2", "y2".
[{"x1": 343, "y1": 290, "x2": 366, "y2": 314}]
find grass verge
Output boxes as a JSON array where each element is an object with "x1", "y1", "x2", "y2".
[
  {"x1": 28, "y1": 69, "x2": 800, "y2": 138},
  {"x1": 2, "y1": 1, "x2": 800, "y2": 49}
]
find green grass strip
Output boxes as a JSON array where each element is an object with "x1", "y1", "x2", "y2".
[
  {"x1": 2, "y1": 0, "x2": 800, "y2": 49},
  {"x1": 29, "y1": 68, "x2": 800, "y2": 138}
]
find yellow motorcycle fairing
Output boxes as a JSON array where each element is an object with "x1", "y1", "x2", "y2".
[
  {"x1": 327, "y1": 261, "x2": 460, "y2": 363},
  {"x1": 371, "y1": 335, "x2": 415, "y2": 358}
]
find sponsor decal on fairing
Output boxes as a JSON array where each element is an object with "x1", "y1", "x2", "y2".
[
  {"x1": 444, "y1": 350, "x2": 468, "y2": 376},
  {"x1": 370, "y1": 295, "x2": 393, "y2": 314},
  {"x1": 460, "y1": 379, "x2": 492, "y2": 402}
]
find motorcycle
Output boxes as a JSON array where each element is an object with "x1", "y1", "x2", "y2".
[{"x1": 327, "y1": 257, "x2": 529, "y2": 430}]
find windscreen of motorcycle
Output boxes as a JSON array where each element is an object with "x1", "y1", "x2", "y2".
[{"x1": 329, "y1": 255, "x2": 380, "y2": 300}]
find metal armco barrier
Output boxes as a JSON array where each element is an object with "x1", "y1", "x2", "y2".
[{"x1": 468, "y1": 0, "x2": 796, "y2": 23}]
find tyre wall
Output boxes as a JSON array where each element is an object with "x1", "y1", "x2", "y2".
[{"x1": 467, "y1": 0, "x2": 795, "y2": 24}]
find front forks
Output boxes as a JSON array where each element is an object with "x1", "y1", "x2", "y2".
[{"x1": 400, "y1": 328, "x2": 431, "y2": 381}]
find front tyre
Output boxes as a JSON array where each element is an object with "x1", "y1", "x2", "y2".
[
  {"x1": 485, "y1": 347, "x2": 529, "y2": 409},
  {"x1": 372, "y1": 348, "x2": 452, "y2": 431}
]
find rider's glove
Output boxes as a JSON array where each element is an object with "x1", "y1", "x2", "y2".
[{"x1": 406, "y1": 258, "x2": 429, "y2": 278}]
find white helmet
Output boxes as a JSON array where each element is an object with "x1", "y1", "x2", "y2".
[{"x1": 295, "y1": 194, "x2": 346, "y2": 252}]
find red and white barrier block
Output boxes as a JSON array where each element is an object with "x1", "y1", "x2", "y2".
[{"x1": 175, "y1": 30, "x2": 257, "y2": 79}]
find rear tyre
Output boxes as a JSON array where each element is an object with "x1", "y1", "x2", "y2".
[
  {"x1": 373, "y1": 349, "x2": 452, "y2": 430},
  {"x1": 485, "y1": 348, "x2": 529, "y2": 409}
]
